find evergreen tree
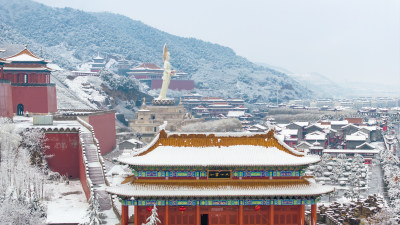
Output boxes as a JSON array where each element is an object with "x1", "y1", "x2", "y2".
[
  {"x1": 142, "y1": 204, "x2": 161, "y2": 225},
  {"x1": 86, "y1": 194, "x2": 102, "y2": 225}
]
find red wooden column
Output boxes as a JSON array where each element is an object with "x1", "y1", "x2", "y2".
[
  {"x1": 196, "y1": 205, "x2": 200, "y2": 225},
  {"x1": 239, "y1": 205, "x2": 243, "y2": 225},
  {"x1": 311, "y1": 204, "x2": 317, "y2": 225},
  {"x1": 121, "y1": 205, "x2": 129, "y2": 225},
  {"x1": 1, "y1": 66, "x2": 3, "y2": 79},
  {"x1": 299, "y1": 205, "x2": 305, "y2": 225},
  {"x1": 134, "y1": 205, "x2": 138, "y2": 225},
  {"x1": 268, "y1": 205, "x2": 274, "y2": 225},
  {"x1": 165, "y1": 205, "x2": 169, "y2": 225}
]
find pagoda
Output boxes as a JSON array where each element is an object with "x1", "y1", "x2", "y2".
[
  {"x1": 0, "y1": 46, "x2": 56, "y2": 115},
  {"x1": 107, "y1": 129, "x2": 333, "y2": 225},
  {"x1": 90, "y1": 52, "x2": 106, "y2": 72}
]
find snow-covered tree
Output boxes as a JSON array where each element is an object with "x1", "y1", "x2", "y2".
[
  {"x1": 0, "y1": 119, "x2": 47, "y2": 224},
  {"x1": 20, "y1": 128, "x2": 49, "y2": 168},
  {"x1": 363, "y1": 207, "x2": 399, "y2": 225},
  {"x1": 142, "y1": 204, "x2": 161, "y2": 225},
  {"x1": 86, "y1": 194, "x2": 103, "y2": 225}
]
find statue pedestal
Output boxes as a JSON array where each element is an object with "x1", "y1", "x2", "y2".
[{"x1": 152, "y1": 98, "x2": 175, "y2": 106}]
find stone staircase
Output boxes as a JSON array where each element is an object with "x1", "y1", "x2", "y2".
[{"x1": 78, "y1": 119, "x2": 112, "y2": 211}]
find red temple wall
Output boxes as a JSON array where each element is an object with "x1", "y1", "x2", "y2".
[
  {"x1": 0, "y1": 82, "x2": 13, "y2": 118},
  {"x1": 11, "y1": 85, "x2": 57, "y2": 114},
  {"x1": 151, "y1": 80, "x2": 194, "y2": 90},
  {"x1": 135, "y1": 205, "x2": 302, "y2": 225},
  {"x1": 45, "y1": 132, "x2": 80, "y2": 179},
  {"x1": 78, "y1": 142, "x2": 90, "y2": 200},
  {"x1": 88, "y1": 111, "x2": 116, "y2": 155},
  {"x1": 47, "y1": 85, "x2": 57, "y2": 112}
]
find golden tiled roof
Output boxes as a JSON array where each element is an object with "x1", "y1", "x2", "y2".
[{"x1": 138, "y1": 129, "x2": 303, "y2": 157}]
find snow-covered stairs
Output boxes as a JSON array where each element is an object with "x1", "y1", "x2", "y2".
[{"x1": 79, "y1": 125, "x2": 112, "y2": 211}]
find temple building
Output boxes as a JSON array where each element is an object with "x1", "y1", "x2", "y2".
[
  {"x1": 129, "y1": 99, "x2": 188, "y2": 142},
  {"x1": 0, "y1": 47, "x2": 57, "y2": 116},
  {"x1": 90, "y1": 52, "x2": 106, "y2": 73},
  {"x1": 107, "y1": 129, "x2": 334, "y2": 225}
]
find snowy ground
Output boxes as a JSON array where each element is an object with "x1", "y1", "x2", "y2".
[
  {"x1": 64, "y1": 75, "x2": 106, "y2": 109},
  {"x1": 44, "y1": 180, "x2": 89, "y2": 224}
]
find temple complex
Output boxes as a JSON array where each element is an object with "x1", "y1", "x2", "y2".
[
  {"x1": 0, "y1": 47, "x2": 57, "y2": 116},
  {"x1": 107, "y1": 129, "x2": 334, "y2": 225}
]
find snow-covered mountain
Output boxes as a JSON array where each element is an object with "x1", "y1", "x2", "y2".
[{"x1": 0, "y1": 0, "x2": 313, "y2": 104}]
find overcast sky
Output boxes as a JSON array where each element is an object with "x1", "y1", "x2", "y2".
[{"x1": 34, "y1": 0, "x2": 399, "y2": 86}]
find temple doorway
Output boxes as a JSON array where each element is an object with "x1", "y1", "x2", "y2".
[
  {"x1": 17, "y1": 104, "x2": 24, "y2": 116},
  {"x1": 201, "y1": 214, "x2": 208, "y2": 225}
]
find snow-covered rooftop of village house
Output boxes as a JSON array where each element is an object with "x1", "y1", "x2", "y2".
[
  {"x1": 355, "y1": 142, "x2": 376, "y2": 149},
  {"x1": 280, "y1": 129, "x2": 298, "y2": 136},
  {"x1": 345, "y1": 135, "x2": 367, "y2": 141},
  {"x1": 342, "y1": 123, "x2": 359, "y2": 129},
  {"x1": 252, "y1": 124, "x2": 268, "y2": 130},
  {"x1": 116, "y1": 130, "x2": 321, "y2": 167},
  {"x1": 330, "y1": 120, "x2": 349, "y2": 126},
  {"x1": 292, "y1": 122, "x2": 309, "y2": 127},
  {"x1": 305, "y1": 132, "x2": 326, "y2": 141},
  {"x1": 106, "y1": 178, "x2": 334, "y2": 197},
  {"x1": 227, "y1": 111, "x2": 245, "y2": 117}
]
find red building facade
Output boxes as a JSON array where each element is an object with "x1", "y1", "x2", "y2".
[
  {"x1": 0, "y1": 47, "x2": 57, "y2": 116},
  {"x1": 108, "y1": 130, "x2": 334, "y2": 225}
]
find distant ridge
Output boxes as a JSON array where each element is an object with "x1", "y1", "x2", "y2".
[{"x1": 0, "y1": 0, "x2": 312, "y2": 102}]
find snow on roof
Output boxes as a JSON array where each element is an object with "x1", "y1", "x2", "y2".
[
  {"x1": 117, "y1": 130, "x2": 320, "y2": 167},
  {"x1": 227, "y1": 111, "x2": 245, "y2": 117},
  {"x1": 305, "y1": 132, "x2": 326, "y2": 141},
  {"x1": 342, "y1": 123, "x2": 359, "y2": 129},
  {"x1": 297, "y1": 141, "x2": 312, "y2": 147},
  {"x1": 107, "y1": 178, "x2": 334, "y2": 197},
  {"x1": 118, "y1": 145, "x2": 319, "y2": 167},
  {"x1": 93, "y1": 53, "x2": 104, "y2": 60},
  {"x1": 280, "y1": 129, "x2": 298, "y2": 136},
  {"x1": 5, "y1": 48, "x2": 46, "y2": 62},
  {"x1": 293, "y1": 122, "x2": 309, "y2": 127},
  {"x1": 345, "y1": 135, "x2": 366, "y2": 141},
  {"x1": 330, "y1": 121, "x2": 349, "y2": 126},
  {"x1": 252, "y1": 124, "x2": 268, "y2": 130},
  {"x1": 360, "y1": 126, "x2": 377, "y2": 131},
  {"x1": 355, "y1": 142, "x2": 375, "y2": 149},
  {"x1": 351, "y1": 131, "x2": 369, "y2": 138}
]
